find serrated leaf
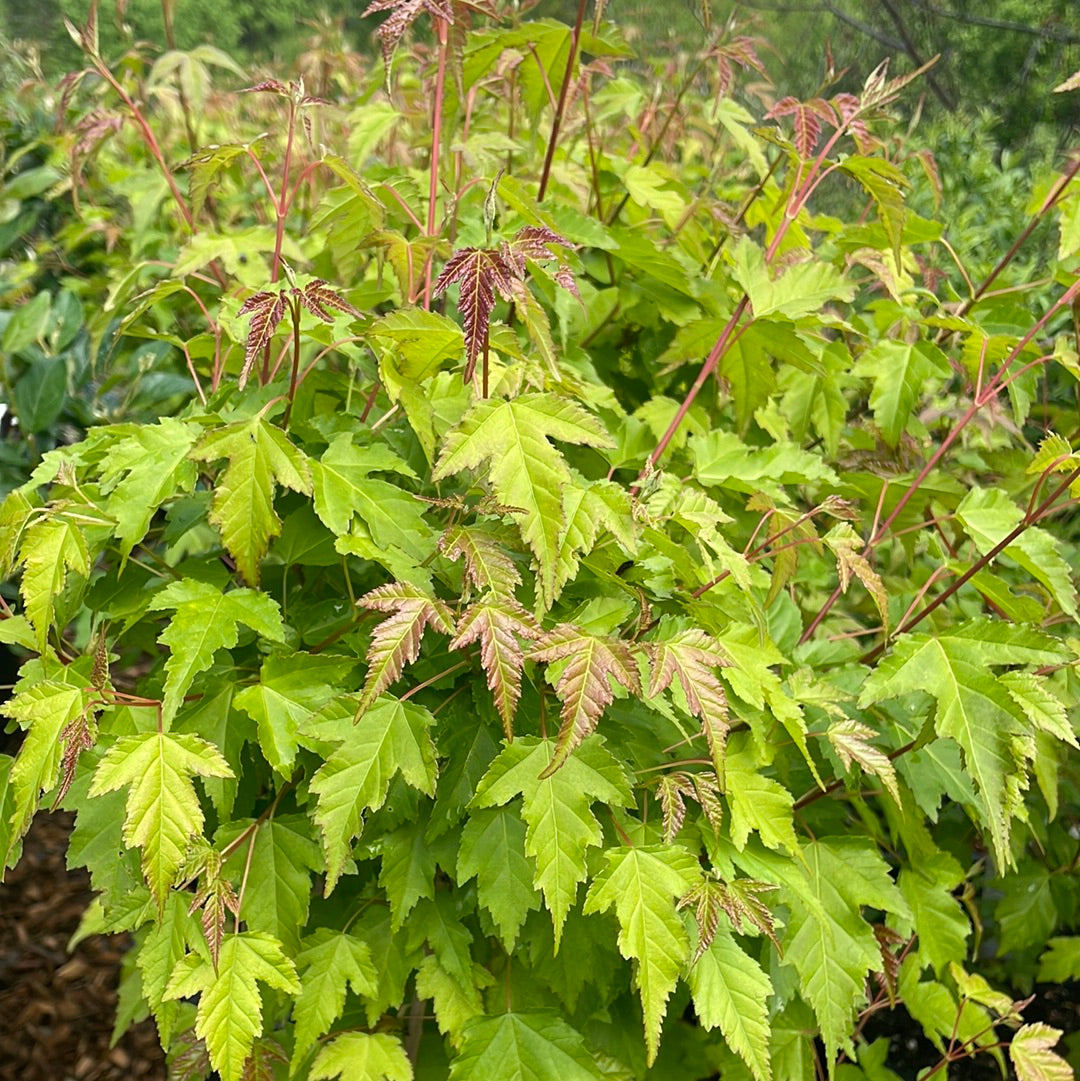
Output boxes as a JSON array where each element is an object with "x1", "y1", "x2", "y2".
[
  {"x1": 150, "y1": 578, "x2": 285, "y2": 728},
  {"x1": 957, "y1": 487, "x2": 1078, "y2": 618},
  {"x1": 457, "y1": 804, "x2": 539, "y2": 950},
  {"x1": 163, "y1": 932, "x2": 300, "y2": 1081},
  {"x1": 472, "y1": 736, "x2": 632, "y2": 947},
  {"x1": 89, "y1": 731, "x2": 232, "y2": 906},
  {"x1": 648, "y1": 628, "x2": 732, "y2": 786},
  {"x1": 827, "y1": 719, "x2": 900, "y2": 804},
  {"x1": 450, "y1": 1013, "x2": 603, "y2": 1081},
  {"x1": 415, "y1": 955, "x2": 489, "y2": 1047},
  {"x1": 999, "y1": 672, "x2": 1077, "y2": 747},
  {"x1": 433, "y1": 394, "x2": 613, "y2": 609},
  {"x1": 310, "y1": 1033, "x2": 413, "y2": 1081},
  {"x1": 3, "y1": 679, "x2": 92, "y2": 867},
  {"x1": 450, "y1": 595, "x2": 539, "y2": 739},
  {"x1": 553, "y1": 478, "x2": 636, "y2": 600},
  {"x1": 355, "y1": 583, "x2": 454, "y2": 717},
  {"x1": 292, "y1": 930, "x2": 379, "y2": 1071},
  {"x1": 309, "y1": 696, "x2": 438, "y2": 892},
  {"x1": 583, "y1": 845, "x2": 700, "y2": 1065},
  {"x1": 781, "y1": 839, "x2": 909, "y2": 1066},
  {"x1": 378, "y1": 819, "x2": 437, "y2": 930},
  {"x1": 530, "y1": 624, "x2": 640, "y2": 776},
  {"x1": 730, "y1": 235, "x2": 855, "y2": 320},
  {"x1": 439, "y1": 524, "x2": 522, "y2": 597},
  {"x1": 859, "y1": 620, "x2": 1068, "y2": 868},
  {"x1": 723, "y1": 736, "x2": 798, "y2": 853},
  {"x1": 100, "y1": 418, "x2": 200, "y2": 560},
  {"x1": 233, "y1": 653, "x2": 355, "y2": 776},
  {"x1": 898, "y1": 852, "x2": 968, "y2": 974},
  {"x1": 1010, "y1": 1023, "x2": 1071, "y2": 1081},
  {"x1": 823, "y1": 523, "x2": 889, "y2": 633},
  {"x1": 137, "y1": 891, "x2": 204, "y2": 1048},
  {"x1": 852, "y1": 339, "x2": 949, "y2": 448},
  {"x1": 230, "y1": 815, "x2": 322, "y2": 954},
  {"x1": 686, "y1": 925, "x2": 773, "y2": 1081},
  {"x1": 1036, "y1": 937, "x2": 1080, "y2": 983},
  {"x1": 311, "y1": 434, "x2": 435, "y2": 580},
  {"x1": 18, "y1": 514, "x2": 90, "y2": 650},
  {"x1": 191, "y1": 417, "x2": 312, "y2": 585}
]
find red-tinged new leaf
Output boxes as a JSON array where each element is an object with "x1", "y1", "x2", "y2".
[
  {"x1": 55, "y1": 710, "x2": 97, "y2": 808},
  {"x1": 873, "y1": 924, "x2": 904, "y2": 1005},
  {"x1": 827, "y1": 718, "x2": 901, "y2": 805},
  {"x1": 680, "y1": 877, "x2": 779, "y2": 961},
  {"x1": 450, "y1": 595, "x2": 540, "y2": 739},
  {"x1": 433, "y1": 246, "x2": 515, "y2": 382},
  {"x1": 356, "y1": 583, "x2": 455, "y2": 718},
  {"x1": 297, "y1": 279, "x2": 363, "y2": 323},
  {"x1": 709, "y1": 35, "x2": 768, "y2": 98},
  {"x1": 655, "y1": 773, "x2": 695, "y2": 843},
  {"x1": 647, "y1": 629, "x2": 733, "y2": 786},
  {"x1": 188, "y1": 848, "x2": 241, "y2": 970},
  {"x1": 529, "y1": 625, "x2": 640, "y2": 778},
  {"x1": 832, "y1": 92, "x2": 875, "y2": 153},
  {"x1": 825, "y1": 523, "x2": 889, "y2": 632},
  {"x1": 365, "y1": 0, "x2": 455, "y2": 86},
  {"x1": 1010, "y1": 1022, "x2": 1072, "y2": 1081},
  {"x1": 765, "y1": 96, "x2": 836, "y2": 158},
  {"x1": 440, "y1": 524, "x2": 522, "y2": 597},
  {"x1": 237, "y1": 290, "x2": 288, "y2": 389}
]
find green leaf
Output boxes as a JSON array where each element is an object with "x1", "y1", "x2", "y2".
[
  {"x1": 450, "y1": 1013, "x2": 603, "y2": 1081},
  {"x1": 583, "y1": 845, "x2": 700, "y2": 1065},
  {"x1": 233, "y1": 652, "x2": 355, "y2": 776},
  {"x1": 19, "y1": 514, "x2": 90, "y2": 650},
  {"x1": 781, "y1": 839, "x2": 909, "y2": 1066},
  {"x1": 308, "y1": 696, "x2": 438, "y2": 892},
  {"x1": 89, "y1": 731, "x2": 232, "y2": 906},
  {"x1": 553, "y1": 478, "x2": 636, "y2": 601},
  {"x1": 163, "y1": 931, "x2": 300, "y2": 1081},
  {"x1": 292, "y1": 930, "x2": 378, "y2": 1071},
  {"x1": 311, "y1": 433, "x2": 436, "y2": 582},
  {"x1": 723, "y1": 735, "x2": 798, "y2": 854},
  {"x1": 898, "y1": 853, "x2": 969, "y2": 974},
  {"x1": 457, "y1": 804, "x2": 539, "y2": 951},
  {"x1": 693, "y1": 430, "x2": 838, "y2": 498},
  {"x1": 150, "y1": 578, "x2": 285, "y2": 728},
  {"x1": 852, "y1": 340, "x2": 949, "y2": 448},
  {"x1": 1037, "y1": 937, "x2": 1080, "y2": 982},
  {"x1": 956, "y1": 487, "x2": 1078, "y2": 618},
  {"x1": 227, "y1": 815, "x2": 322, "y2": 954},
  {"x1": 191, "y1": 416, "x2": 312, "y2": 586},
  {"x1": 136, "y1": 891, "x2": 204, "y2": 1048},
  {"x1": 13, "y1": 356, "x2": 67, "y2": 432},
  {"x1": 415, "y1": 954, "x2": 488, "y2": 1048},
  {"x1": 472, "y1": 736, "x2": 632, "y2": 947},
  {"x1": 377, "y1": 819, "x2": 438, "y2": 930},
  {"x1": 433, "y1": 394, "x2": 613, "y2": 609},
  {"x1": 99, "y1": 418, "x2": 200, "y2": 559},
  {"x1": 687, "y1": 925, "x2": 774, "y2": 1081},
  {"x1": 730, "y1": 235, "x2": 855, "y2": 320},
  {"x1": 310, "y1": 1033, "x2": 413, "y2": 1081},
  {"x1": 859, "y1": 621, "x2": 1067, "y2": 867},
  {"x1": 3, "y1": 679, "x2": 91, "y2": 867},
  {"x1": 837, "y1": 156, "x2": 909, "y2": 263},
  {"x1": 369, "y1": 307, "x2": 465, "y2": 381}
]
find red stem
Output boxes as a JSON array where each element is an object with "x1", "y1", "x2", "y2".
[{"x1": 537, "y1": 0, "x2": 587, "y2": 202}]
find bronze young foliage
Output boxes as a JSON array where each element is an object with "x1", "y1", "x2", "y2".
[{"x1": 0, "y1": 2, "x2": 1079, "y2": 1080}]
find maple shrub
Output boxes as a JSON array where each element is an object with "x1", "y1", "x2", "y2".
[{"x1": 2, "y1": 2, "x2": 1080, "y2": 1080}]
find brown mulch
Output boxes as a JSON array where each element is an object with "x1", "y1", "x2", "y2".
[{"x1": 0, "y1": 811, "x2": 166, "y2": 1081}]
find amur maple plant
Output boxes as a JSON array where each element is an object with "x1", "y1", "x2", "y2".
[{"x1": 1, "y1": 1, "x2": 1079, "y2": 1079}]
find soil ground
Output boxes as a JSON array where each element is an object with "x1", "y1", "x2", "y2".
[{"x1": 0, "y1": 811, "x2": 165, "y2": 1081}]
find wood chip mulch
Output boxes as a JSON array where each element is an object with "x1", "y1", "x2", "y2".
[{"x1": 0, "y1": 811, "x2": 166, "y2": 1081}]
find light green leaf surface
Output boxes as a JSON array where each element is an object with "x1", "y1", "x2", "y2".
[
  {"x1": 583, "y1": 845, "x2": 700, "y2": 1065},
  {"x1": 164, "y1": 931, "x2": 300, "y2": 1081}
]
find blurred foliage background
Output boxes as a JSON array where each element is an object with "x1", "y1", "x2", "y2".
[{"x1": 1, "y1": 1, "x2": 1077, "y2": 148}]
